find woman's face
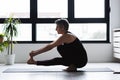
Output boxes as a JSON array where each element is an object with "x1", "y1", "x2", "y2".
[{"x1": 56, "y1": 24, "x2": 64, "y2": 34}]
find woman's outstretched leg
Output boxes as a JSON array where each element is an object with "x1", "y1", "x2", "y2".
[
  {"x1": 36, "y1": 58, "x2": 64, "y2": 66},
  {"x1": 27, "y1": 57, "x2": 64, "y2": 66}
]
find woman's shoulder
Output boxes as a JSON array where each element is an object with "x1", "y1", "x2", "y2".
[
  {"x1": 66, "y1": 32, "x2": 77, "y2": 38},
  {"x1": 62, "y1": 32, "x2": 77, "y2": 44},
  {"x1": 59, "y1": 31, "x2": 77, "y2": 40}
]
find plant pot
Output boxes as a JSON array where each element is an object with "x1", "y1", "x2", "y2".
[
  {"x1": 4, "y1": 54, "x2": 15, "y2": 65},
  {"x1": 0, "y1": 37, "x2": 3, "y2": 43}
]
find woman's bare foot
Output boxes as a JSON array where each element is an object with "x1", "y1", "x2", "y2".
[
  {"x1": 63, "y1": 64, "x2": 77, "y2": 72},
  {"x1": 27, "y1": 58, "x2": 36, "y2": 64}
]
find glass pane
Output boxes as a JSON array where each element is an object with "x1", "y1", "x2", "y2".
[
  {"x1": 13, "y1": 24, "x2": 32, "y2": 41},
  {"x1": 38, "y1": 0, "x2": 68, "y2": 18},
  {"x1": 0, "y1": 24, "x2": 32, "y2": 41},
  {"x1": 36, "y1": 24, "x2": 61, "y2": 41},
  {"x1": 75, "y1": 0, "x2": 104, "y2": 18},
  {"x1": 69, "y1": 23, "x2": 106, "y2": 41},
  {"x1": 0, "y1": 24, "x2": 4, "y2": 33},
  {"x1": 0, "y1": 0, "x2": 30, "y2": 18},
  {"x1": 36, "y1": 23, "x2": 106, "y2": 41}
]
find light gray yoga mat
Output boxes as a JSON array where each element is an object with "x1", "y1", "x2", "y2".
[{"x1": 3, "y1": 67, "x2": 113, "y2": 73}]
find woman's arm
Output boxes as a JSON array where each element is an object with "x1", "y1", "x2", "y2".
[{"x1": 30, "y1": 35, "x2": 66, "y2": 57}]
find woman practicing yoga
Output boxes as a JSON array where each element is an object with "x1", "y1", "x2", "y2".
[{"x1": 27, "y1": 18, "x2": 88, "y2": 72}]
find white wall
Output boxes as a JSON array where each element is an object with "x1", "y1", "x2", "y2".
[{"x1": 0, "y1": 0, "x2": 120, "y2": 63}]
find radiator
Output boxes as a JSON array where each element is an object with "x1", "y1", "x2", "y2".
[{"x1": 113, "y1": 28, "x2": 120, "y2": 59}]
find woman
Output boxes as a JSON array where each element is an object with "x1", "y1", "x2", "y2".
[{"x1": 27, "y1": 18, "x2": 88, "y2": 72}]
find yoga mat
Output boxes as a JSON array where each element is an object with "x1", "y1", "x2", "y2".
[
  {"x1": 113, "y1": 72, "x2": 120, "y2": 74},
  {"x1": 3, "y1": 67, "x2": 113, "y2": 73}
]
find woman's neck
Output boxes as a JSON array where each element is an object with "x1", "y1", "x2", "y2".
[{"x1": 62, "y1": 31, "x2": 68, "y2": 35}]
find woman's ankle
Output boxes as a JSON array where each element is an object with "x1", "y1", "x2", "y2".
[{"x1": 64, "y1": 64, "x2": 77, "y2": 72}]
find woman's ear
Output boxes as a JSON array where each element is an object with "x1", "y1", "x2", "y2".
[{"x1": 61, "y1": 25, "x2": 65, "y2": 30}]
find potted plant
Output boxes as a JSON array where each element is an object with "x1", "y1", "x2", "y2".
[{"x1": 2, "y1": 16, "x2": 20, "y2": 65}]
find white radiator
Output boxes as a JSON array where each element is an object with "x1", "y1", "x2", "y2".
[{"x1": 113, "y1": 28, "x2": 120, "y2": 59}]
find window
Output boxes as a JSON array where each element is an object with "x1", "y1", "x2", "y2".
[
  {"x1": 75, "y1": 0, "x2": 104, "y2": 18},
  {"x1": 13, "y1": 24, "x2": 32, "y2": 41},
  {"x1": 36, "y1": 24, "x2": 60, "y2": 41},
  {"x1": 0, "y1": 0, "x2": 110, "y2": 43},
  {"x1": 0, "y1": 0, "x2": 30, "y2": 18},
  {"x1": 36, "y1": 23, "x2": 106, "y2": 41},
  {"x1": 38, "y1": 0, "x2": 68, "y2": 18},
  {"x1": 69, "y1": 23, "x2": 106, "y2": 41},
  {"x1": 0, "y1": 24, "x2": 32, "y2": 41},
  {"x1": 0, "y1": 24, "x2": 4, "y2": 33}
]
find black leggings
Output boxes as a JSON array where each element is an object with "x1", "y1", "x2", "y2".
[
  {"x1": 36, "y1": 57, "x2": 67, "y2": 66},
  {"x1": 36, "y1": 57, "x2": 87, "y2": 68}
]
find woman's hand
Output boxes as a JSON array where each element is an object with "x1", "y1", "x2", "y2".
[
  {"x1": 27, "y1": 51, "x2": 37, "y2": 64},
  {"x1": 29, "y1": 51, "x2": 36, "y2": 57}
]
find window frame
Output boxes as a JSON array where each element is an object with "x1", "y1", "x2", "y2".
[{"x1": 0, "y1": 0, "x2": 110, "y2": 43}]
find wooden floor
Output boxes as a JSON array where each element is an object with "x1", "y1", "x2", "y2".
[{"x1": 0, "y1": 63, "x2": 120, "y2": 80}]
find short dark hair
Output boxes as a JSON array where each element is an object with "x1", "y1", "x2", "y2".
[{"x1": 55, "y1": 18, "x2": 69, "y2": 31}]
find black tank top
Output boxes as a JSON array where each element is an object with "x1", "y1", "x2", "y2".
[{"x1": 57, "y1": 37, "x2": 88, "y2": 63}]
